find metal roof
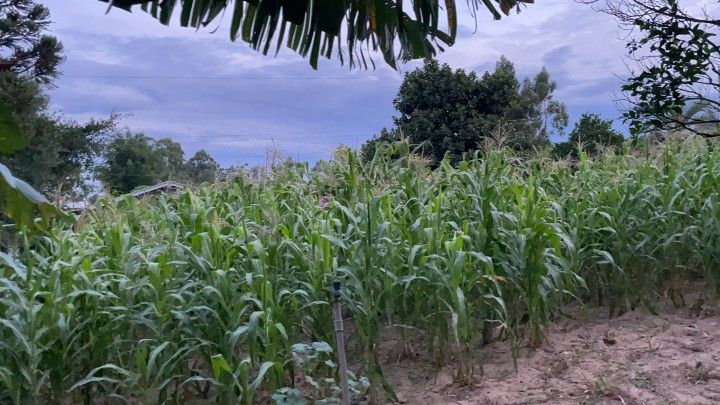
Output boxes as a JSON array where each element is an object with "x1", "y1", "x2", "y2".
[{"x1": 128, "y1": 181, "x2": 186, "y2": 197}]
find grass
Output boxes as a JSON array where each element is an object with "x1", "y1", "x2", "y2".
[{"x1": 1, "y1": 136, "x2": 719, "y2": 403}]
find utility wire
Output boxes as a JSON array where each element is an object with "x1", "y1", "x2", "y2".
[
  {"x1": 146, "y1": 132, "x2": 373, "y2": 140},
  {"x1": 60, "y1": 71, "x2": 626, "y2": 81},
  {"x1": 62, "y1": 74, "x2": 389, "y2": 80}
]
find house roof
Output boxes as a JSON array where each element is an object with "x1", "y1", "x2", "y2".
[
  {"x1": 128, "y1": 181, "x2": 186, "y2": 197},
  {"x1": 65, "y1": 201, "x2": 91, "y2": 213}
]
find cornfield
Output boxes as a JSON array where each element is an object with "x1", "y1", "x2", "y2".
[{"x1": 1, "y1": 137, "x2": 719, "y2": 403}]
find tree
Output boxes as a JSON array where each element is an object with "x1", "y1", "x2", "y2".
[
  {"x1": 0, "y1": 0, "x2": 69, "y2": 236},
  {"x1": 154, "y1": 138, "x2": 186, "y2": 181},
  {"x1": 506, "y1": 67, "x2": 568, "y2": 150},
  {"x1": 98, "y1": 132, "x2": 160, "y2": 194},
  {"x1": 185, "y1": 149, "x2": 219, "y2": 184},
  {"x1": 360, "y1": 128, "x2": 398, "y2": 163},
  {"x1": 553, "y1": 113, "x2": 624, "y2": 157},
  {"x1": 387, "y1": 59, "x2": 502, "y2": 163},
  {"x1": 395, "y1": 58, "x2": 523, "y2": 163},
  {"x1": 0, "y1": 0, "x2": 64, "y2": 83},
  {"x1": 0, "y1": 1, "x2": 117, "y2": 200},
  {"x1": 363, "y1": 57, "x2": 566, "y2": 164},
  {"x1": 0, "y1": 73, "x2": 118, "y2": 198},
  {"x1": 586, "y1": 0, "x2": 719, "y2": 136},
  {"x1": 99, "y1": 133, "x2": 222, "y2": 192},
  {"x1": 98, "y1": 0, "x2": 532, "y2": 69}
]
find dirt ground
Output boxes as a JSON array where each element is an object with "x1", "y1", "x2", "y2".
[{"x1": 384, "y1": 290, "x2": 720, "y2": 404}]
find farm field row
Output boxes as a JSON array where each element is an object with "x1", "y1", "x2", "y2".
[{"x1": 1, "y1": 139, "x2": 719, "y2": 403}]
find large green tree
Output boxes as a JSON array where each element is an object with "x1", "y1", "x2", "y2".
[
  {"x1": 98, "y1": 132, "x2": 160, "y2": 194},
  {"x1": 392, "y1": 59, "x2": 509, "y2": 163},
  {"x1": 99, "y1": 133, "x2": 221, "y2": 193},
  {"x1": 0, "y1": 0, "x2": 68, "y2": 236},
  {"x1": 553, "y1": 113, "x2": 624, "y2": 157},
  {"x1": 185, "y1": 149, "x2": 219, "y2": 184},
  {"x1": 0, "y1": 74, "x2": 117, "y2": 198},
  {"x1": 0, "y1": 0, "x2": 118, "y2": 201},
  {"x1": 362, "y1": 57, "x2": 566, "y2": 164},
  {"x1": 506, "y1": 67, "x2": 568, "y2": 150},
  {"x1": 0, "y1": 1, "x2": 119, "y2": 200},
  {"x1": 154, "y1": 137, "x2": 186, "y2": 181},
  {"x1": 97, "y1": 0, "x2": 532, "y2": 69}
]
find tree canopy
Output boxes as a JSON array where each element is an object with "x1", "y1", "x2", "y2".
[
  {"x1": 0, "y1": 0, "x2": 119, "y2": 201},
  {"x1": 186, "y1": 149, "x2": 220, "y2": 184},
  {"x1": 392, "y1": 59, "x2": 504, "y2": 163},
  {"x1": 98, "y1": 132, "x2": 220, "y2": 193},
  {"x1": 0, "y1": 0, "x2": 64, "y2": 83},
  {"x1": 553, "y1": 113, "x2": 624, "y2": 157},
  {"x1": 98, "y1": 0, "x2": 533, "y2": 69},
  {"x1": 98, "y1": 132, "x2": 159, "y2": 194},
  {"x1": 505, "y1": 67, "x2": 568, "y2": 150},
  {"x1": 0, "y1": 74, "x2": 118, "y2": 198},
  {"x1": 0, "y1": 0, "x2": 97, "y2": 232},
  {"x1": 362, "y1": 57, "x2": 566, "y2": 164}
]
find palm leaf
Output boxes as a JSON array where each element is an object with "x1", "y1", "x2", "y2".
[{"x1": 97, "y1": 0, "x2": 533, "y2": 69}]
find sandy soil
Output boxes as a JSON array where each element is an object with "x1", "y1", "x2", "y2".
[{"x1": 384, "y1": 293, "x2": 720, "y2": 404}]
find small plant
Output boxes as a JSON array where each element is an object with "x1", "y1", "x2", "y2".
[{"x1": 272, "y1": 342, "x2": 369, "y2": 404}]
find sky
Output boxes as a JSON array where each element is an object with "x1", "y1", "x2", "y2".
[{"x1": 41, "y1": 0, "x2": 632, "y2": 167}]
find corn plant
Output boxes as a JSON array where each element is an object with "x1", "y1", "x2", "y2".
[{"x1": 1, "y1": 137, "x2": 719, "y2": 403}]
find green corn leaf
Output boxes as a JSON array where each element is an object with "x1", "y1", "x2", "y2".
[
  {"x1": 210, "y1": 354, "x2": 233, "y2": 381},
  {"x1": 69, "y1": 364, "x2": 137, "y2": 391},
  {"x1": 0, "y1": 163, "x2": 66, "y2": 232}
]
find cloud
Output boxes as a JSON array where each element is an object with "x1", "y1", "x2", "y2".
[
  {"x1": 541, "y1": 45, "x2": 574, "y2": 72},
  {"x1": 54, "y1": 82, "x2": 155, "y2": 112},
  {"x1": 217, "y1": 50, "x2": 295, "y2": 72}
]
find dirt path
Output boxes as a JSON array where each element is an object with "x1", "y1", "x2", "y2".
[{"x1": 385, "y1": 297, "x2": 720, "y2": 404}]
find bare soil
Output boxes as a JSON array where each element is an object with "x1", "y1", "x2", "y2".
[{"x1": 384, "y1": 291, "x2": 720, "y2": 404}]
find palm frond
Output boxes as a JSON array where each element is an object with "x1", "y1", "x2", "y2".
[{"x1": 98, "y1": 0, "x2": 533, "y2": 69}]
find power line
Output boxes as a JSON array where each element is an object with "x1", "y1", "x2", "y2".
[
  {"x1": 153, "y1": 137, "x2": 366, "y2": 144},
  {"x1": 62, "y1": 74, "x2": 391, "y2": 81},
  {"x1": 60, "y1": 71, "x2": 626, "y2": 81},
  {"x1": 96, "y1": 153, "x2": 332, "y2": 178},
  {"x1": 97, "y1": 150, "x2": 329, "y2": 163},
  {"x1": 202, "y1": 151, "x2": 329, "y2": 158},
  {"x1": 146, "y1": 131, "x2": 374, "y2": 140}
]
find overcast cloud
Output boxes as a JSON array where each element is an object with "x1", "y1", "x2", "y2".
[{"x1": 41, "y1": 0, "x2": 631, "y2": 166}]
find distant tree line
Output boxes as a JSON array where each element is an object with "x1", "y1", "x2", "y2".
[{"x1": 99, "y1": 133, "x2": 219, "y2": 194}]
